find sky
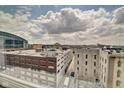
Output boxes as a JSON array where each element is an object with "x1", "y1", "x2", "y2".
[{"x1": 0, "y1": 5, "x2": 124, "y2": 45}]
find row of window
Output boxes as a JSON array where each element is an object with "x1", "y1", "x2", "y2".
[
  {"x1": 116, "y1": 60, "x2": 122, "y2": 87},
  {"x1": 57, "y1": 55, "x2": 69, "y2": 67},
  {"x1": 57, "y1": 65, "x2": 64, "y2": 73},
  {"x1": 115, "y1": 60, "x2": 122, "y2": 87},
  {"x1": 77, "y1": 54, "x2": 97, "y2": 59},
  {"x1": 57, "y1": 59, "x2": 72, "y2": 73},
  {"x1": 77, "y1": 67, "x2": 96, "y2": 76},
  {"x1": 77, "y1": 60, "x2": 96, "y2": 66},
  {"x1": 58, "y1": 53, "x2": 70, "y2": 62},
  {"x1": 101, "y1": 60, "x2": 122, "y2": 85}
]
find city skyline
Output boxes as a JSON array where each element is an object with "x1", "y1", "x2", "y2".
[
  {"x1": 1, "y1": 5, "x2": 124, "y2": 87},
  {"x1": 0, "y1": 5, "x2": 124, "y2": 45}
]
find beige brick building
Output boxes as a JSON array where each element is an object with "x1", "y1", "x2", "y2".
[
  {"x1": 107, "y1": 54, "x2": 124, "y2": 88},
  {"x1": 73, "y1": 48, "x2": 124, "y2": 88}
]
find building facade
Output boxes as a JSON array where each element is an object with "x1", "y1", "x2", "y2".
[
  {"x1": 74, "y1": 48, "x2": 100, "y2": 82},
  {"x1": 0, "y1": 37, "x2": 5, "y2": 69},
  {"x1": 2, "y1": 48, "x2": 73, "y2": 87},
  {"x1": 0, "y1": 31, "x2": 28, "y2": 49},
  {"x1": 73, "y1": 47, "x2": 124, "y2": 88},
  {"x1": 107, "y1": 53, "x2": 124, "y2": 88}
]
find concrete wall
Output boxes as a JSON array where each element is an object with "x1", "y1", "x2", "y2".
[
  {"x1": 1, "y1": 66, "x2": 56, "y2": 87},
  {"x1": 73, "y1": 48, "x2": 111, "y2": 87},
  {"x1": 99, "y1": 49, "x2": 109, "y2": 87},
  {"x1": 74, "y1": 48, "x2": 100, "y2": 82},
  {"x1": 56, "y1": 49, "x2": 73, "y2": 87},
  {"x1": 108, "y1": 56, "x2": 124, "y2": 88},
  {"x1": 0, "y1": 37, "x2": 5, "y2": 69}
]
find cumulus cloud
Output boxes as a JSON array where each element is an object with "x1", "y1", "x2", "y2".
[
  {"x1": 0, "y1": 11, "x2": 29, "y2": 31},
  {"x1": 31, "y1": 7, "x2": 113, "y2": 44},
  {"x1": 112, "y1": 6, "x2": 124, "y2": 24},
  {"x1": 32, "y1": 8, "x2": 110, "y2": 34},
  {"x1": 0, "y1": 7, "x2": 44, "y2": 44},
  {"x1": 1, "y1": 6, "x2": 124, "y2": 45}
]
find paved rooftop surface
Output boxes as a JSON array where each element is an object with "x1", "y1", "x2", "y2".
[{"x1": 3, "y1": 49, "x2": 70, "y2": 57}]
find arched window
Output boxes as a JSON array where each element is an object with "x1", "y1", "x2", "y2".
[
  {"x1": 77, "y1": 54, "x2": 79, "y2": 58},
  {"x1": 94, "y1": 55, "x2": 96, "y2": 59},
  {"x1": 85, "y1": 61, "x2": 87, "y2": 65},
  {"x1": 77, "y1": 60, "x2": 79, "y2": 64},
  {"x1": 117, "y1": 70, "x2": 121, "y2": 77},
  {"x1": 116, "y1": 80, "x2": 121, "y2": 86},
  {"x1": 94, "y1": 62, "x2": 96, "y2": 66},
  {"x1": 85, "y1": 54, "x2": 88, "y2": 59},
  {"x1": 118, "y1": 60, "x2": 121, "y2": 67}
]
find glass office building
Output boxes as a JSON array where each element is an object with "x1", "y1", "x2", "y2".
[{"x1": 0, "y1": 31, "x2": 28, "y2": 49}]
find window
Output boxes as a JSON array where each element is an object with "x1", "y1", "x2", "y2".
[
  {"x1": 85, "y1": 54, "x2": 88, "y2": 59},
  {"x1": 73, "y1": 51, "x2": 75, "y2": 54},
  {"x1": 77, "y1": 60, "x2": 79, "y2": 64},
  {"x1": 85, "y1": 61, "x2": 87, "y2": 65},
  {"x1": 117, "y1": 70, "x2": 121, "y2": 77},
  {"x1": 26, "y1": 72, "x2": 31, "y2": 76},
  {"x1": 58, "y1": 59, "x2": 60, "y2": 61},
  {"x1": 48, "y1": 66, "x2": 54, "y2": 69},
  {"x1": 85, "y1": 68, "x2": 87, "y2": 71},
  {"x1": 94, "y1": 69, "x2": 96, "y2": 75},
  {"x1": 118, "y1": 60, "x2": 121, "y2": 67},
  {"x1": 61, "y1": 56, "x2": 63, "y2": 59},
  {"x1": 96, "y1": 79, "x2": 99, "y2": 82},
  {"x1": 104, "y1": 76, "x2": 106, "y2": 82},
  {"x1": 116, "y1": 80, "x2": 121, "y2": 87},
  {"x1": 5, "y1": 39, "x2": 13, "y2": 44},
  {"x1": 85, "y1": 68, "x2": 87, "y2": 75},
  {"x1": 94, "y1": 62, "x2": 96, "y2": 66},
  {"x1": 61, "y1": 61, "x2": 63, "y2": 64},
  {"x1": 77, "y1": 54, "x2": 79, "y2": 58},
  {"x1": 57, "y1": 64, "x2": 60, "y2": 67},
  {"x1": 61, "y1": 66, "x2": 63, "y2": 69},
  {"x1": 40, "y1": 75, "x2": 46, "y2": 79},
  {"x1": 94, "y1": 55, "x2": 96, "y2": 59},
  {"x1": 33, "y1": 74, "x2": 38, "y2": 78},
  {"x1": 33, "y1": 79, "x2": 38, "y2": 83},
  {"x1": 48, "y1": 77, "x2": 55, "y2": 82},
  {"x1": 77, "y1": 67, "x2": 79, "y2": 71}
]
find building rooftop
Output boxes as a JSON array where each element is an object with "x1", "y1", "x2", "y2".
[
  {"x1": 107, "y1": 49, "x2": 124, "y2": 57},
  {"x1": 3, "y1": 48, "x2": 70, "y2": 57},
  {"x1": 110, "y1": 53, "x2": 124, "y2": 57}
]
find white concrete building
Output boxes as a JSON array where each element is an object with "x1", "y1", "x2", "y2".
[
  {"x1": 99, "y1": 49, "x2": 109, "y2": 87},
  {"x1": 73, "y1": 48, "x2": 100, "y2": 82},
  {"x1": 56, "y1": 49, "x2": 73, "y2": 87},
  {"x1": 0, "y1": 48, "x2": 73, "y2": 88}
]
